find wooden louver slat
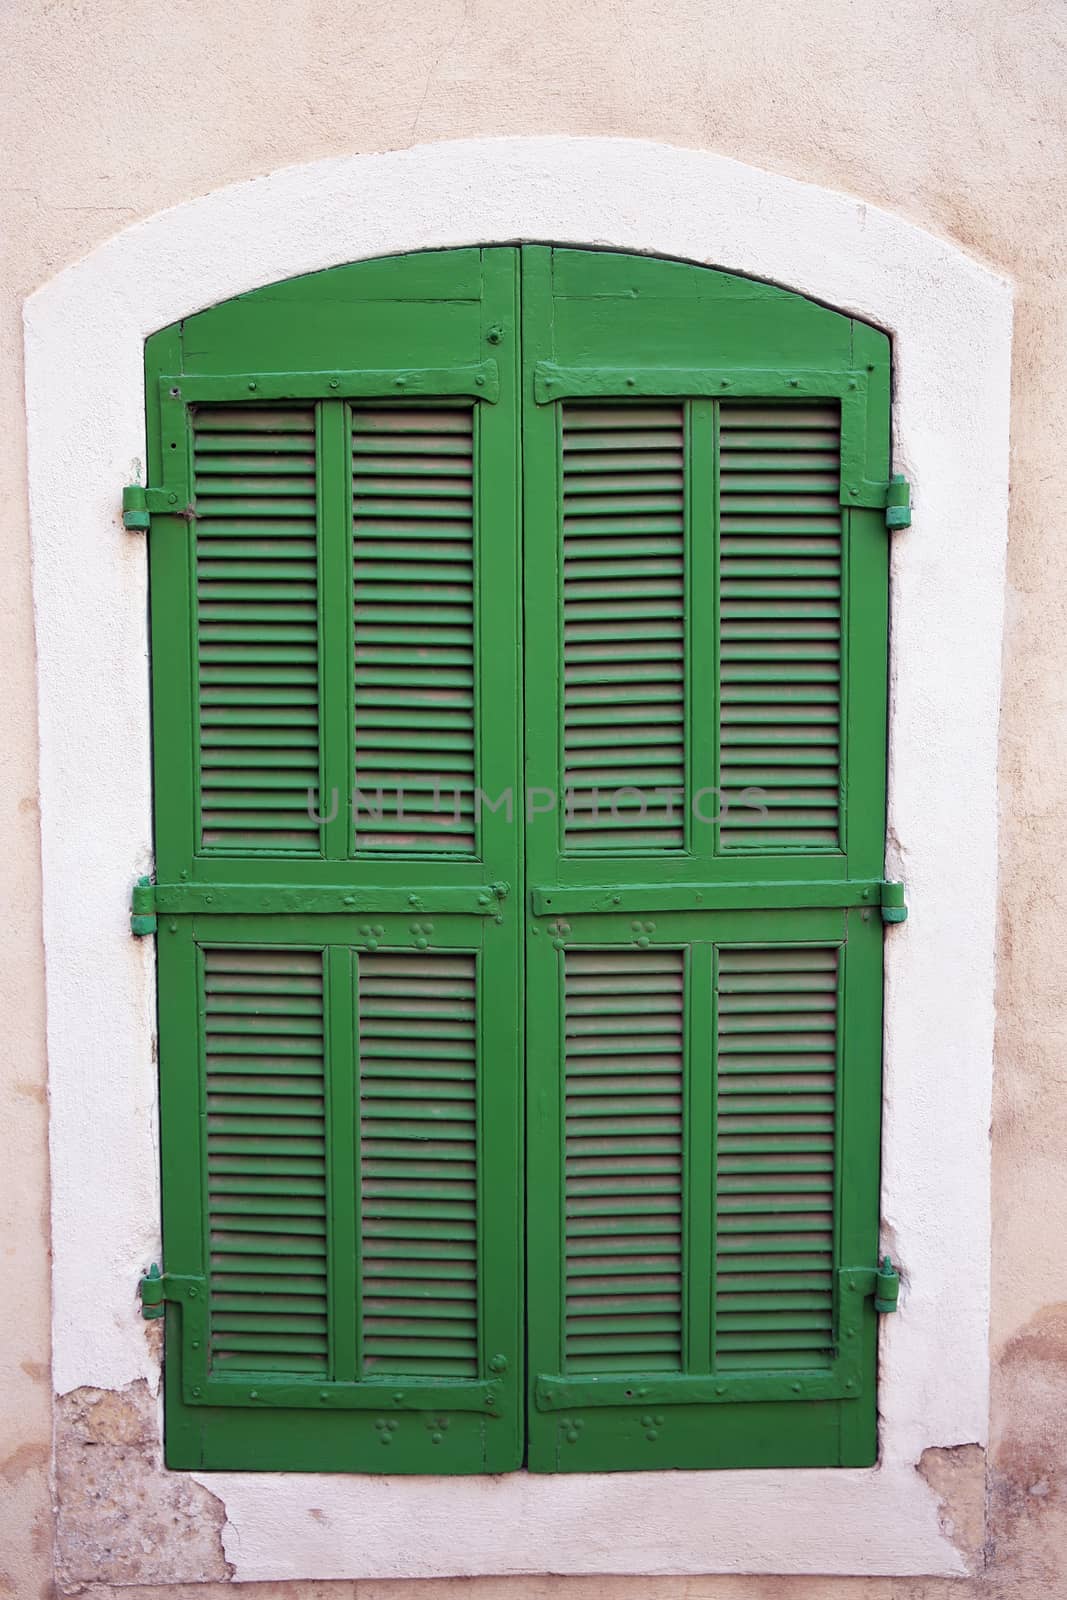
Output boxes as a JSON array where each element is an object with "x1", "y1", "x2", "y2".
[
  {"x1": 563, "y1": 948, "x2": 685, "y2": 1372},
  {"x1": 718, "y1": 402, "x2": 843, "y2": 852},
  {"x1": 193, "y1": 405, "x2": 322, "y2": 852},
  {"x1": 714, "y1": 944, "x2": 839, "y2": 1369},
  {"x1": 561, "y1": 404, "x2": 686, "y2": 851},
  {"x1": 204, "y1": 946, "x2": 329, "y2": 1375},
  {"x1": 358, "y1": 951, "x2": 480, "y2": 1376},
  {"x1": 352, "y1": 406, "x2": 477, "y2": 855}
]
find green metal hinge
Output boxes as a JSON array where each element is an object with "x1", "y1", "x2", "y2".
[
  {"x1": 131, "y1": 876, "x2": 156, "y2": 936},
  {"x1": 123, "y1": 484, "x2": 195, "y2": 530},
  {"x1": 885, "y1": 473, "x2": 912, "y2": 531},
  {"x1": 139, "y1": 1263, "x2": 207, "y2": 1319},
  {"x1": 122, "y1": 484, "x2": 151, "y2": 530},
  {"x1": 881, "y1": 881, "x2": 908, "y2": 924},
  {"x1": 839, "y1": 1256, "x2": 901, "y2": 1314}
]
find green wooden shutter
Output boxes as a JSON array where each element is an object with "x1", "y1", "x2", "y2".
[
  {"x1": 148, "y1": 249, "x2": 523, "y2": 1474},
  {"x1": 146, "y1": 245, "x2": 890, "y2": 1475},
  {"x1": 524, "y1": 247, "x2": 888, "y2": 1471}
]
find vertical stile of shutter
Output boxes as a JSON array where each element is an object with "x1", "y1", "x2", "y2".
[
  {"x1": 204, "y1": 947, "x2": 329, "y2": 1375},
  {"x1": 714, "y1": 945, "x2": 838, "y2": 1369},
  {"x1": 561, "y1": 404, "x2": 686, "y2": 851},
  {"x1": 193, "y1": 405, "x2": 322, "y2": 852},
  {"x1": 352, "y1": 406, "x2": 477, "y2": 854},
  {"x1": 358, "y1": 951, "x2": 480, "y2": 1376},
  {"x1": 563, "y1": 949, "x2": 685, "y2": 1371},
  {"x1": 718, "y1": 402, "x2": 843, "y2": 851}
]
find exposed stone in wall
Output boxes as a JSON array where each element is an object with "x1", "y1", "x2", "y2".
[
  {"x1": 54, "y1": 1383, "x2": 230, "y2": 1590},
  {"x1": 917, "y1": 1444, "x2": 987, "y2": 1573}
]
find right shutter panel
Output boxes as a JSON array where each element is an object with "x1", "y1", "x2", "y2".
[
  {"x1": 192, "y1": 404, "x2": 322, "y2": 854},
  {"x1": 718, "y1": 401, "x2": 843, "y2": 853}
]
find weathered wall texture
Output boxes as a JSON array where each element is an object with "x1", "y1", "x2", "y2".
[{"x1": 1, "y1": 1, "x2": 1065, "y2": 1596}]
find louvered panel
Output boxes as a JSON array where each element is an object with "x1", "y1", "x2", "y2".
[
  {"x1": 714, "y1": 945, "x2": 838, "y2": 1370},
  {"x1": 563, "y1": 949, "x2": 684, "y2": 1372},
  {"x1": 718, "y1": 403, "x2": 842, "y2": 851},
  {"x1": 352, "y1": 406, "x2": 477, "y2": 855},
  {"x1": 193, "y1": 405, "x2": 322, "y2": 852},
  {"x1": 561, "y1": 405, "x2": 686, "y2": 851},
  {"x1": 204, "y1": 947, "x2": 329, "y2": 1375},
  {"x1": 358, "y1": 952, "x2": 479, "y2": 1376}
]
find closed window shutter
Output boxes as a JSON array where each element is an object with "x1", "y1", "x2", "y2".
[
  {"x1": 147, "y1": 246, "x2": 888, "y2": 1475},
  {"x1": 525, "y1": 246, "x2": 888, "y2": 1472}
]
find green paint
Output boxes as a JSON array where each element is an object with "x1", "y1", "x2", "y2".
[{"x1": 143, "y1": 246, "x2": 892, "y2": 1474}]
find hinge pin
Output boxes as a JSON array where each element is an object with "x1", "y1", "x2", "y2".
[
  {"x1": 885, "y1": 474, "x2": 912, "y2": 531},
  {"x1": 875, "y1": 1255, "x2": 901, "y2": 1314},
  {"x1": 140, "y1": 1263, "x2": 165, "y2": 1319},
  {"x1": 881, "y1": 881, "x2": 908, "y2": 924},
  {"x1": 122, "y1": 485, "x2": 150, "y2": 531},
  {"x1": 131, "y1": 876, "x2": 157, "y2": 937}
]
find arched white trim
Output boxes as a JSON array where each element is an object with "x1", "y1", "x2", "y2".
[{"x1": 26, "y1": 137, "x2": 1011, "y2": 1581}]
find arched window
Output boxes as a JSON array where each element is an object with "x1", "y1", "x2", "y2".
[{"x1": 142, "y1": 245, "x2": 895, "y2": 1473}]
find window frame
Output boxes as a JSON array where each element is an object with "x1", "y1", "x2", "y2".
[{"x1": 27, "y1": 137, "x2": 1009, "y2": 1581}]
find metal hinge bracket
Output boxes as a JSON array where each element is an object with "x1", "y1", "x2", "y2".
[
  {"x1": 881, "y1": 881, "x2": 908, "y2": 924},
  {"x1": 839, "y1": 1256, "x2": 901, "y2": 1314},
  {"x1": 139, "y1": 1263, "x2": 207, "y2": 1319},
  {"x1": 842, "y1": 472, "x2": 912, "y2": 526},
  {"x1": 123, "y1": 484, "x2": 195, "y2": 530},
  {"x1": 131, "y1": 876, "x2": 156, "y2": 936}
]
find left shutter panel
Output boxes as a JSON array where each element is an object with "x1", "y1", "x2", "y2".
[
  {"x1": 148, "y1": 247, "x2": 524, "y2": 1476},
  {"x1": 192, "y1": 404, "x2": 323, "y2": 855}
]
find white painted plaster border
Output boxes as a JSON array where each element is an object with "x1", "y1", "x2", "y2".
[{"x1": 27, "y1": 137, "x2": 1011, "y2": 1580}]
